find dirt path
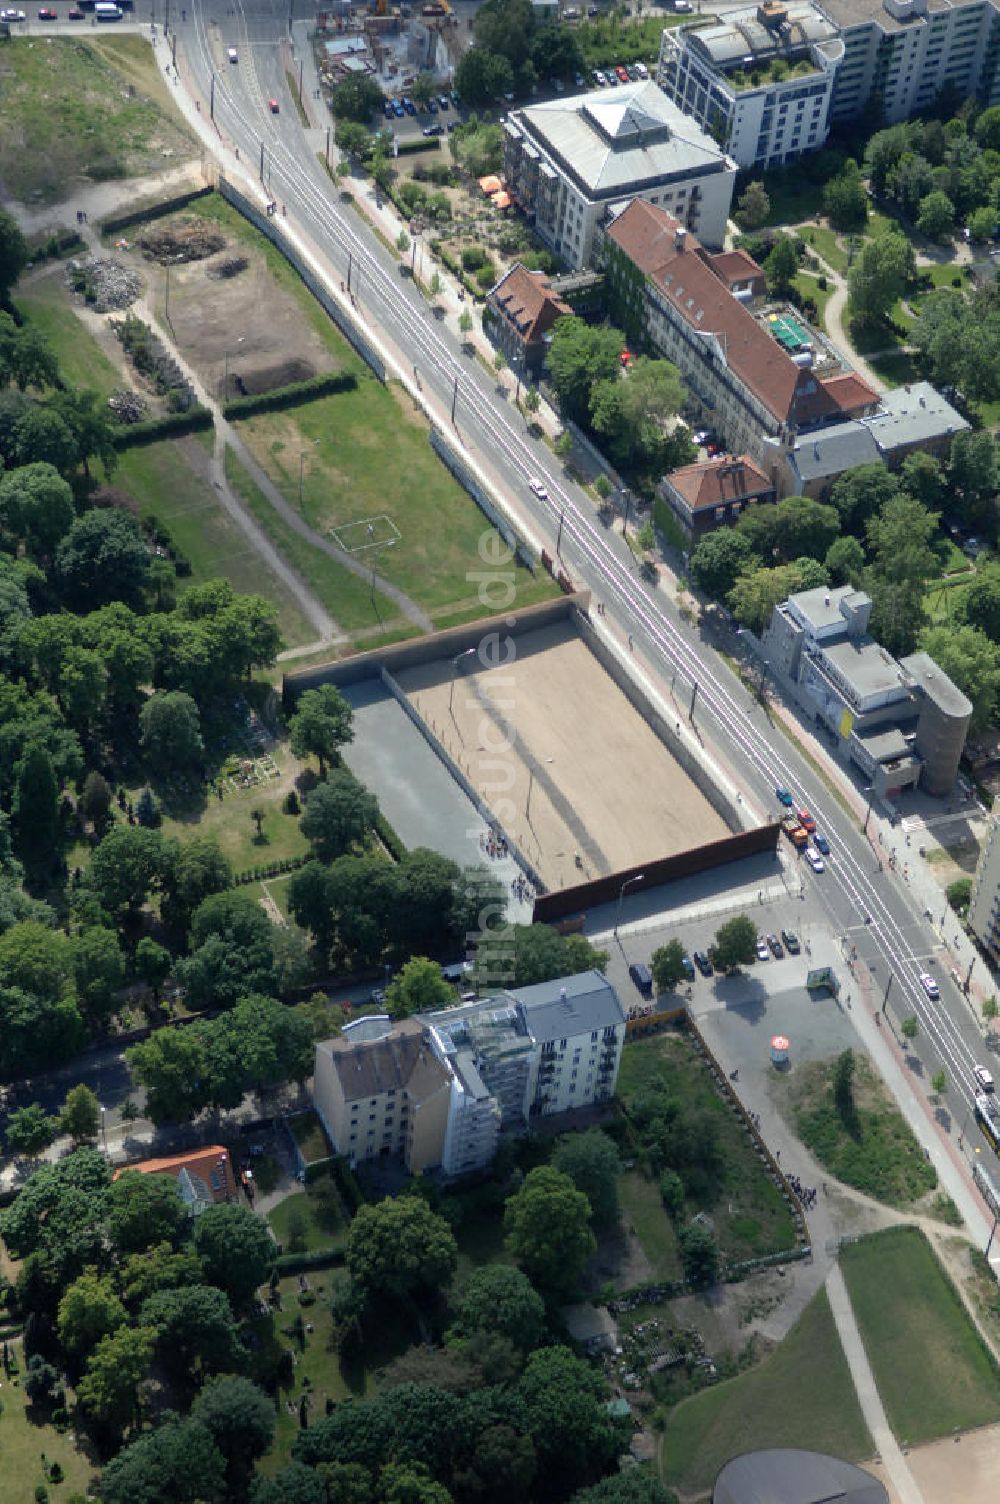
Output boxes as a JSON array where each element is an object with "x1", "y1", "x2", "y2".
[{"x1": 817, "y1": 262, "x2": 888, "y2": 395}]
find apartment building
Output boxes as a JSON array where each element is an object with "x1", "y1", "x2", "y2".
[
  {"x1": 503, "y1": 81, "x2": 737, "y2": 270},
  {"x1": 659, "y1": 453, "x2": 776, "y2": 539},
  {"x1": 484, "y1": 263, "x2": 574, "y2": 376},
  {"x1": 312, "y1": 972, "x2": 627, "y2": 1178},
  {"x1": 658, "y1": 2, "x2": 844, "y2": 168},
  {"x1": 968, "y1": 799, "x2": 1000, "y2": 962},
  {"x1": 762, "y1": 583, "x2": 972, "y2": 795},
  {"x1": 598, "y1": 197, "x2": 878, "y2": 466}
]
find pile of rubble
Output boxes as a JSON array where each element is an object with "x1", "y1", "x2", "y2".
[
  {"x1": 138, "y1": 218, "x2": 226, "y2": 265},
  {"x1": 108, "y1": 389, "x2": 148, "y2": 425},
  {"x1": 67, "y1": 256, "x2": 143, "y2": 313}
]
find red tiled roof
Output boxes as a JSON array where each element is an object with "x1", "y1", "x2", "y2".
[
  {"x1": 666, "y1": 454, "x2": 773, "y2": 512},
  {"x1": 113, "y1": 1145, "x2": 237, "y2": 1204},
  {"x1": 605, "y1": 200, "x2": 877, "y2": 428},
  {"x1": 817, "y1": 372, "x2": 878, "y2": 415},
  {"x1": 489, "y1": 263, "x2": 572, "y2": 347},
  {"x1": 705, "y1": 249, "x2": 766, "y2": 289}
]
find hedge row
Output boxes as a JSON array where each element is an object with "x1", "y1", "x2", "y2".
[
  {"x1": 376, "y1": 811, "x2": 407, "y2": 863},
  {"x1": 222, "y1": 369, "x2": 357, "y2": 420},
  {"x1": 274, "y1": 1247, "x2": 345, "y2": 1274},
  {"x1": 111, "y1": 406, "x2": 213, "y2": 451},
  {"x1": 99, "y1": 185, "x2": 214, "y2": 236},
  {"x1": 397, "y1": 135, "x2": 440, "y2": 157},
  {"x1": 429, "y1": 238, "x2": 484, "y2": 302},
  {"x1": 330, "y1": 1154, "x2": 367, "y2": 1212},
  {"x1": 234, "y1": 855, "x2": 308, "y2": 886},
  {"x1": 27, "y1": 227, "x2": 85, "y2": 267}
]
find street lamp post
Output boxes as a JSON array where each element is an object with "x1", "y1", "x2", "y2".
[
  {"x1": 223, "y1": 336, "x2": 244, "y2": 399},
  {"x1": 615, "y1": 874, "x2": 645, "y2": 940},
  {"x1": 449, "y1": 647, "x2": 477, "y2": 715},
  {"x1": 863, "y1": 785, "x2": 875, "y2": 834},
  {"x1": 100, "y1": 1106, "x2": 108, "y2": 1154}
]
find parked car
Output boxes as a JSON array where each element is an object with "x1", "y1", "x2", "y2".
[
  {"x1": 805, "y1": 847, "x2": 825, "y2": 873},
  {"x1": 592, "y1": 69, "x2": 607, "y2": 86},
  {"x1": 693, "y1": 949, "x2": 713, "y2": 976},
  {"x1": 422, "y1": 123, "x2": 444, "y2": 136},
  {"x1": 38, "y1": 6, "x2": 58, "y2": 15},
  {"x1": 974, "y1": 1065, "x2": 995, "y2": 1093},
  {"x1": 813, "y1": 832, "x2": 830, "y2": 855},
  {"x1": 68, "y1": 5, "x2": 84, "y2": 12},
  {"x1": 781, "y1": 929, "x2": 800, "y2": 954},
  {"x1": 1, "y1": 9, "x2": 27, "y2": 19},
  {"x1": 681, "y1": 953, "x2": 696, "y2": 981},
  {"x1": 615, "y1": 65, "x2": 630, "y2": 83},
  {"x1": 767, "y1": 933, "x2": 783, "y2": 958},
  {"x1": 392, "y1": 100, "x2": 405, "y2": 117},
  {"x1": 756, "y1": 938, "x2": 770, "y2": 961},
  {"x1": 402, "y1": 96, "x2": 416, "y2": 115},
  {"x1": 919, "y1": 972, "x2": 940, "y2": 1000},
  {"x1": 635, "y1": 61, "x2": 649, "y2": 78},
  {"x1": 268, "y1": 98, "x2": 279, "y2": 113},
  {"x1": 438, "y1": 94, "x2": 450, "y2": 110},
  {"x1": 626, "y1": 64, "x2": 641, "y2": 80},
  {"x1": 428, "y1": 98, "x2": 439, "y2": 113},
  {"x1": 628, "y1": 962, "x2": 654, "y2": 997},
  {"x1": 796, "y1": 807, "x2": 817, "y2": 833},
  {"x1": 451, "y1": 90, "x2": 461, "y2": 108},
  {"x1": 227, "y1": 46, "x2": 238, "y2": 61},
  {"x1": 384, "y1": 100, "x2": 395, "y2": 118},
  {"x1": 775, "y1": 787, "x2": 794, "y2": 807}
]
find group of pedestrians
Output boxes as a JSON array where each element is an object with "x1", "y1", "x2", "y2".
[
  {"x1": 511, "y1": 873, "x2": 532, "y2": 904},
  {"x1": 480, "y1": 825, "x2": 509, "y2": 861},
  {"x1": 787, "y1": 1173, "x2": 819, "y2": 1209}
]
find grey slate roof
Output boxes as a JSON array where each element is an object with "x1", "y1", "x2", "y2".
[
  {"x1": 513, "y1": 969, "x2": 626, "y2": 1042},
  {"x1": 785, "y1": 422, "x2": 880, "y2": 484},
  {"x1": 867, "y1": 381, "x2": 968, "y2": 450},
  {"x1": 514, "y1": 82, "x2": 727, "y2": 201},
  {"x1": 713, "y1": 1448, "x2": 887, "y2": 1504},
  {"x1": 323, "y1": 1017, "x2": 450, "y2": 1104}
]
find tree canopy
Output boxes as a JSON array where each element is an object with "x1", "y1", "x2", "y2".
[
  {"x1": 346, "y1": 1196, "x2": 458, "y2": 1301},
  {"x1": 504, "y1": 1165, "x2": 596, "y2": 1295}
]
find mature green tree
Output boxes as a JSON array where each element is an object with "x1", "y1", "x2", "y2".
[
  {"x1": 13, "y1": 404, "x2": 76, "y2": 476},
  {"x1": 5, "y1": 1101, "x2": 55, "y2": 1158},
  {"x1": 689, "y1": 529, "x2": 760, "y2": 601},
  {"x1": 211, "y1": 992, "x2": 313, "y2": 1095},
  {"x1": 55, "y1": 507, "x2": 150, "y2": 611},
  {"x1": 76, "y1": 1324, "x2": 155, "y2": 1440},
  {"x1": 829, "y1": 463, "x2": 904, "y2": 532},
  {"x1": 160, "y1": 835, "x2": 233, "y2": 937},
  {"x1": 454, "y1": 1263, "x2": 545, "y2": 1351},
  {"x1": 385, "y1": 956, "x2": 453, "y2": 1018},
  {"x1": 178, "y1": 889, "x2": 277, "y2": 1009},
  {"x1": 764, "y1": 234, "x2": 798, "y2": 297},
  {"x1": 504, "y1": 1166, "x2": 595, "y2": 1295},
  {"x1": 119, "y1": 1241, "x2": 204, "y2": 1308},
  {"x1": 866, "y1": 493, "x2": 939, "y2": 585},
  {"x1": 0, "y1": 984, "x2": 85, "y2": 1084},
  {"x1": 23, "y1": 1353, "x2": 62, "y2": 1405},
  {"x1": 546, "y1": 318, "x2": 626, "y2": 427},
  {"x1": 552, "y1": 1129, "x2": 622, "y2": 1228},
  {"x1": 651, "y1": 940, "x2": 688, "y2": 994},
  {"x1": 87, "y1": 825, "x2": 166, "y2": 918},
  {"x1": 847, "y1": 230, "x2": 914, "y2": 327},
  {"x1": 141, "y1": 1283, "x2": 243, "y2": 1380},
  {"x1": 12, "y1": 742, "x2": 60, "y2": 869},
  {"x1": 0, "y1": 208, "x2": 28, "y2": 300},
  {"x1": 531, "y1": 21, "x2": 583, "y2": 82},
  {"x1": 190, "y1": 1377, "x2": 275, "y2": 1479},
  {"x1": 379, "y1": 1462, "x2": 453, "y2": 1504},
  {"x1": 822, "y1": 158, "x2": 868, "y2": 231},
  {"x1": 300, "y1": 769, "x2": 379, "y2": 862},
  {"x1": 0, "y1": 312, "x2": 58, "y2": 392},
  {"x1": 315, "y1": 1461, "x2": 375, "y2": 1504},
  {"x1": 454, "y1": 47, "x2": 514, "y2": 109},
  {"x1": 288, "y1": 684, "x2": 354, "y2": 776},
  {"x1": 517, "y1": 1345, "x2": 622, "y2": 1496},
  {"x1": 58, "y1": 647, "x2": 108, "y2": 738},
  {"x1": 332, "y1": 75, "x2": 385, "y2": 122},
  {"x1": 0, "y1": 918, "x2": 70, "y2": 997},
  {"x1": 336, "y1": 119, "x2": 374, "y2": 160},
  {"x1": 475, "y1": 922, "x2": 607, "y2": 991},
  {"x1": 728, "y1": 561, "x2": 820, "y2": 634},
  {"x1": 770, "y1": 495, "x2": 841, "y2": 563},
  {"x1": 347, "y1": 1196, "x2": 458, "y2": 1301},
  {"x1": 71, "y1": 926, "x2": 125, "y2": 1027},
  {"x1": 590, "y1": 356, "x2": 686, "y2": 474},
  {"x1": 917, "y1": 188, "x2": 956, "y2": 241},
  {"x1": 107, "y1": 1170, "x2": 189, "y2": 1255},
  {"x1": 51, "y1": 385, "x2": 118, "y2": 478},
  {"x1": 900, "y1": 450, "x2": 946, "y2": 510},
  {"x1": 453, "y1": 1424, "x2": 536, "y2": 1504},
  {"x1": 948, "y1": 428, "x2": 999, "y2": 526},
  {"x1": 712, "y1": 915, "x2": 758, "y2": 973},
  {"x1": 919, "y1": 623, "x2": 1000, "y2": 730},
  {"x1": 961, "y1": 564, "x2": 1000, "y2": 641},
  {"x1": 57, "y1": 1267, "x2": 127, "y2": 1359},
  {"x1": 140, "y1": 690, "x2": 204, "y2": 772},
  {"x1": 968, "y1": 205, "x2": 997, "y2": 242},
  {"x1": 678, "y1": 1221, "x2": 719, "y2": 1287},
  {"x1": 126, "y1": 1026, "x2": 208, "y2": 1124},
  {"x1": 135, "y1": 936, "x2": 172, "y2": 1000},
  {"x1": 570, "y1": 1467, "x2": 676, "y2": 1504},
  {"x1": 867, "y1": 577, "x2": 926, "y2": 657},
  {"x1": 99, "y1": 1417, "x2": 226, "y2": 1504},
  {"x1": 59, "y1": 1083, "x2": 100, "y2": 1145},
  {"x1": 0, "y1": 461, "x2": 74, "y2": 557},
  {"x1": 252, "y1": 1463, "x2": 328, "y2": 1504},
  {"x1": 193, "y1": 1202, "x2": 276, "y2": 1307},
  {"x1": 735, "y1": 180, "x2": 770, "y2": 229}
]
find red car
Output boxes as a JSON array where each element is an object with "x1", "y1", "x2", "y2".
[
  {"x1": 38, "y1": 6, "x2": 57, "y2": 16},
  {"x1": 268, "y1": 98, "x2": 279, "y2": 113},
  {"x1": 68, "y1": 5, "x2": 84, "y2": 14},
  {"x1": 615, "y1": 65, "x2": 630, "y2": 83},
  {"x1": 796, "y1": 808, "x2": 817, "y2": 833}
]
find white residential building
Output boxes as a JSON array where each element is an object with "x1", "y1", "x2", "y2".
[
  {"x1": 658, "y1": 2, "x2": 844, "y2": 169},
  {"x1": 503, "y1": 80, "x2": 737, "y2": 269},
  {"x1": 312, "y1": 972, "x2": 627, "y2": 1179},
  {"x1": 969, "y1": 801, "x2": 1000, "y2": 963}
]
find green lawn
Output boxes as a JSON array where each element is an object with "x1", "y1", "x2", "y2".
[
  {"x1": 841, "y1": 1227, "x2": 1000, "y2": 1444},
  {"x1": 113, "y1": 440, "x2": 315, "y2": 650},
  {"x1": 288, "y1": 1110, "x2": 332, "y2": 1165},
  {"x1": 796, "y1": 222, "x2": 849, "y2": 274},
  {"x1": 867, "y1": 349, "x2": 919, "y2": 388},
  {"x1": 618, "y1": 1032, "x2": 798, "y2": 1267},
  {"x1": 779, "y1": 1053, "x2": 937, "y2": 1208},
  {"x1": 15, "y1": 273, "x2": 123, "y2": 399},
  {"x1": 575, "y1": 14, "x2": 696, "y2": 68},
  {"x1": 619, "y1": 1169, "x2": 680, "y2": 1281},
  {"x1": 0, "y1": 1339, "x2": 99, "y2": 1502},
  {"x1": 157, "y1": 738, "x2": 309, "y2": 872},
  {"x1": 793, "y1": 271, "x2": 834, "y2": 332},
  {"x1": 0, "y1": 36, "x2": 192, "y2": 204},
  {"x1": 662, "y1": 1288, "x2": 872, "y2": 1495},
  {"x1": 232, "y1": 384, "x2": 557, "y2": 623},
  {"x1": 268, "y1": 1182, "x2": 349, "y2": 1254}
]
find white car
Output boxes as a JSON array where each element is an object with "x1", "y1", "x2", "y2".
[
  {"x1": 228, "y1": 47, "x2": 238, "y2": 63},
  {"x1": 919, "y1": 972, "x2": 940, "y2": 1000},
  {"x1": 974, "y1": 1065, "x2": 995, "y2": 1094},
  {"x1": 755, "y1": 938, "x2": 770, "y2": 961},
  {"x1": 1, "y1": 7, "x2": 27, "y2": 17},
  {"x1": 634, "y1": 61, "x2": 649, "y2": 79},
  {"x1": 804, "y1": 846, "x2": 825, "y2": 872},
  {"x1": 528, "y1": 477, "x2": 549, "y2": 501}
]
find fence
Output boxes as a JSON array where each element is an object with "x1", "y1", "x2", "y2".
[
  {"x1": 99, "y1": 184, "x2": 214, "y2": 236},
  {"x1": 217, "y1": 175, "x2": 386, "y2": 382}
]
